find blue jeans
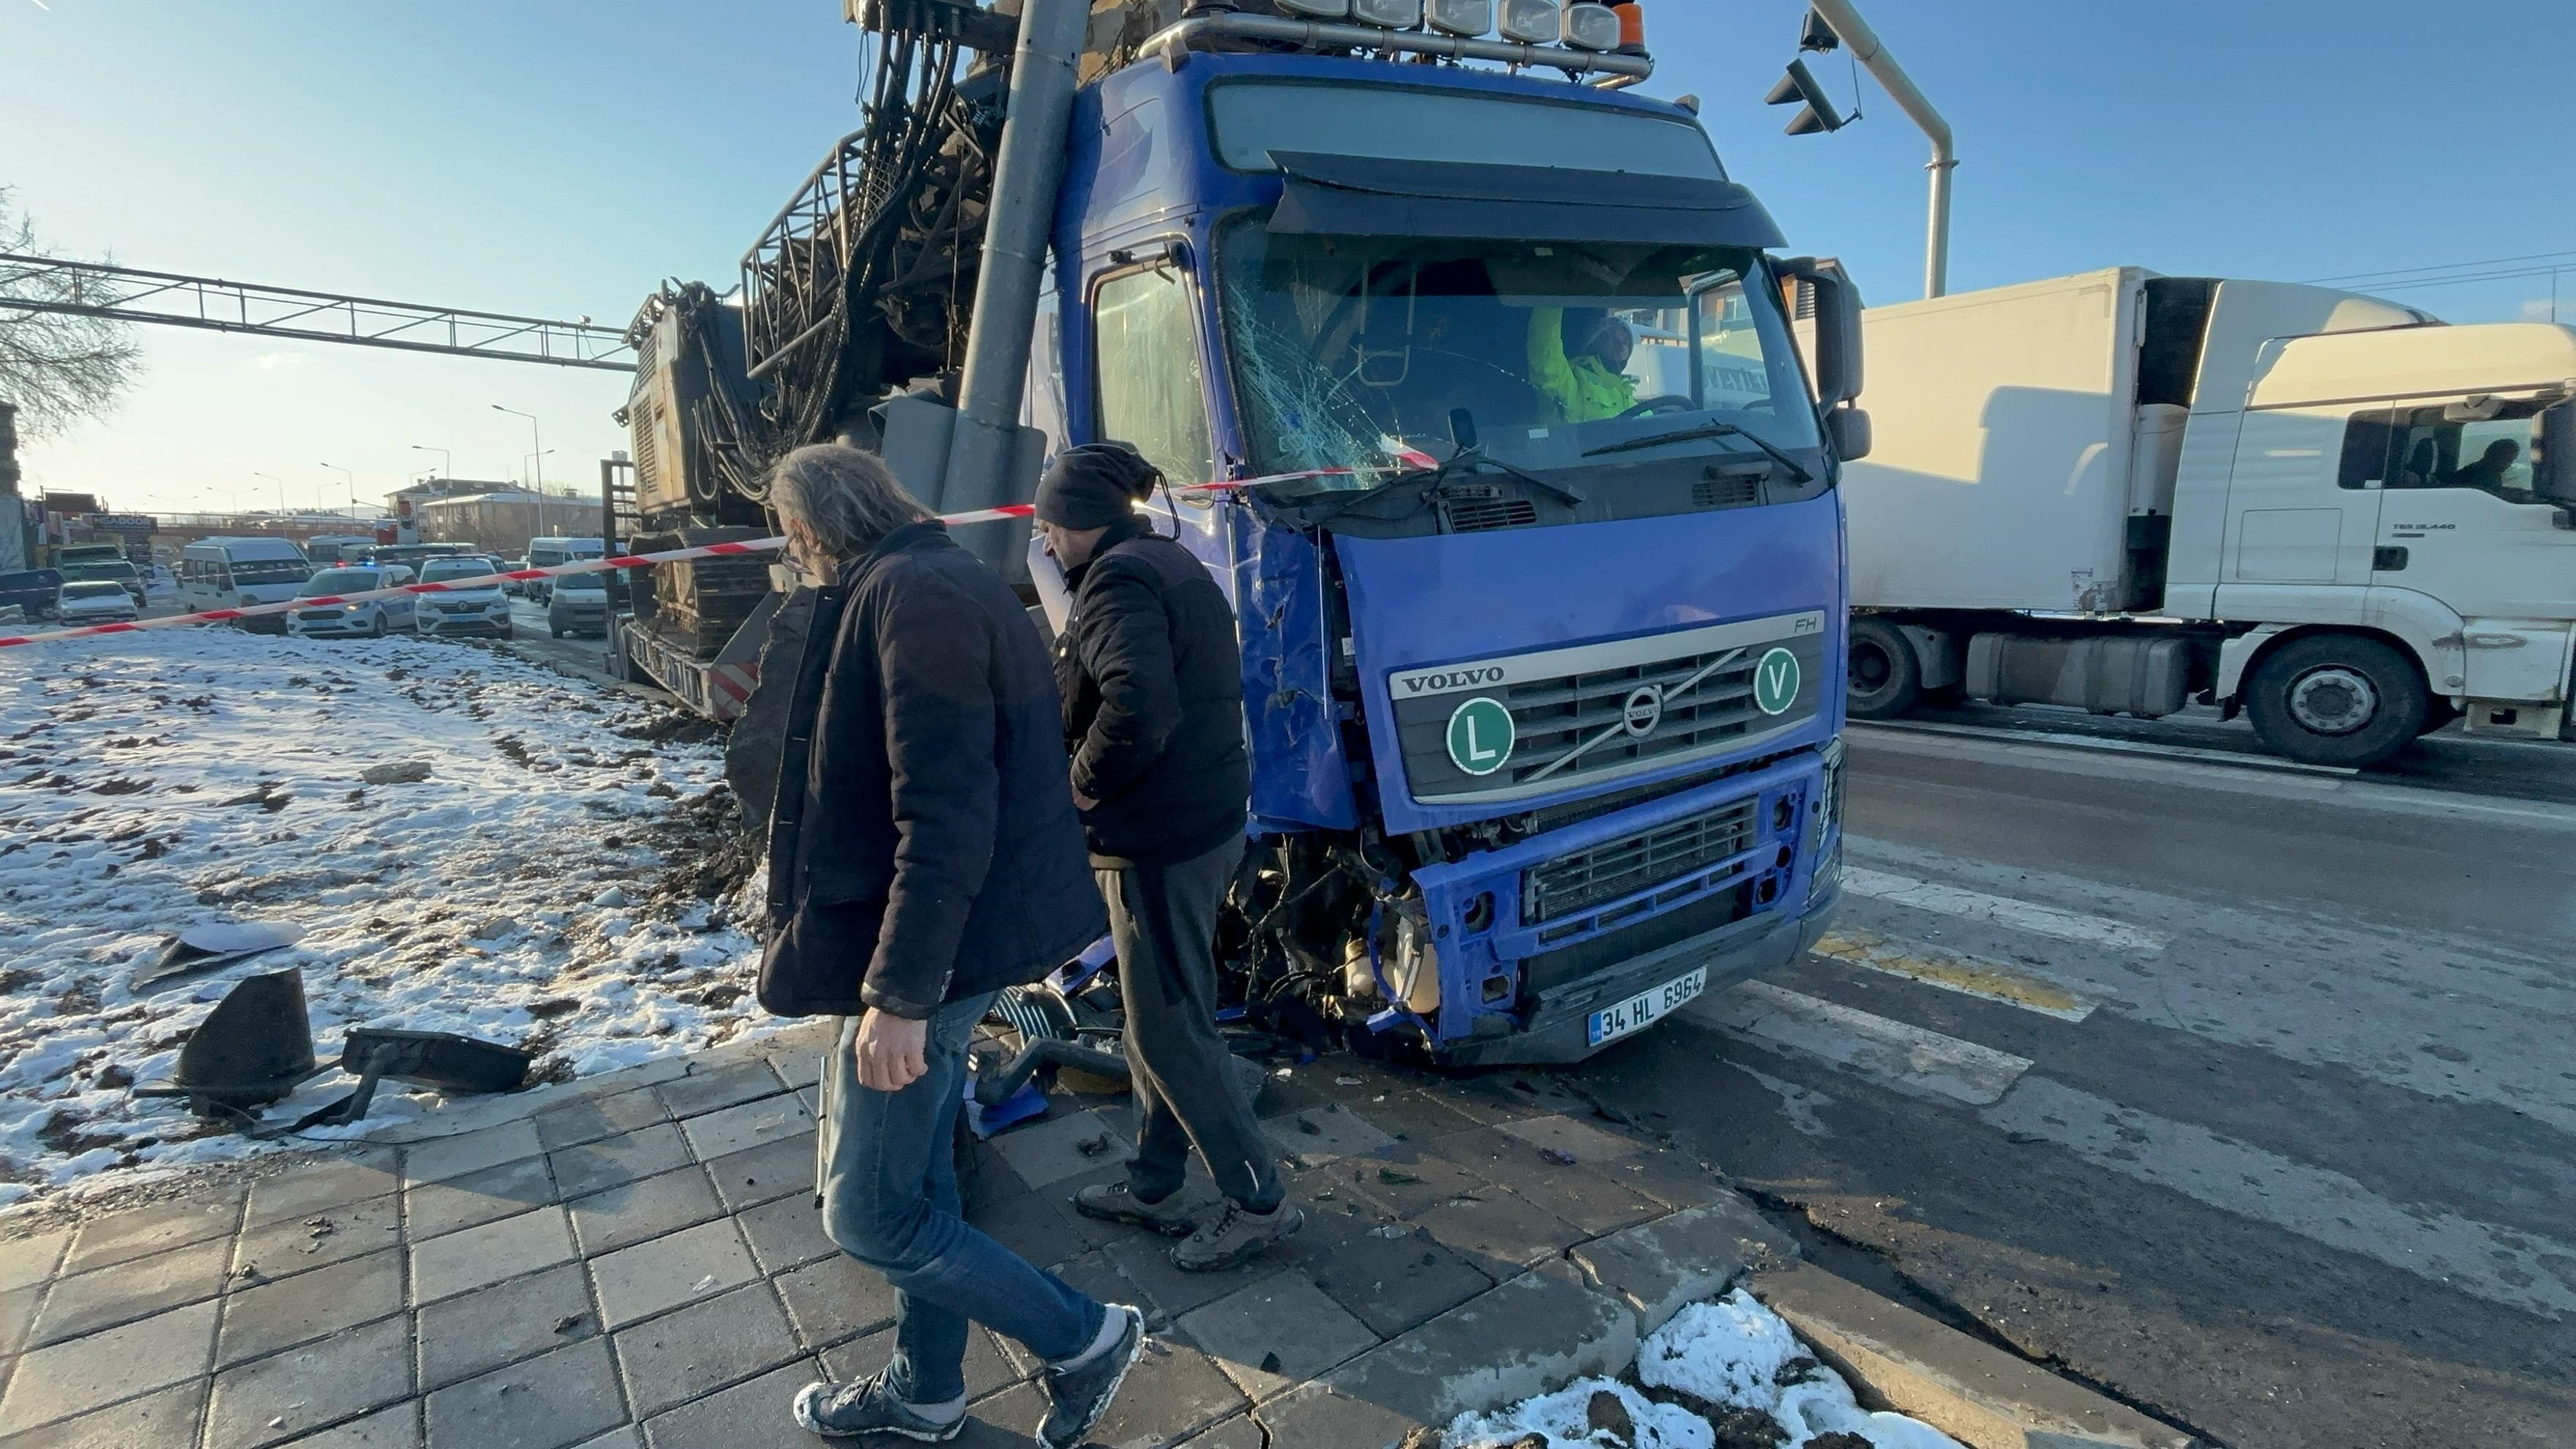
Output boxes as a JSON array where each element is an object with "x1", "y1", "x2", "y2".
[{"x1": 820, "y1": 994, "x2": 1105, "y2": 1405}]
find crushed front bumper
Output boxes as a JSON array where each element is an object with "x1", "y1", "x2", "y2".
[{"x1": 1408, "y1": 747, "x2": 1844, "y2": 1067}]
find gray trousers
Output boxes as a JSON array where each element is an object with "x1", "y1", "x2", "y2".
[{"x1": 1100, "y1": 836, "x2": 1283, "y2": 1212}]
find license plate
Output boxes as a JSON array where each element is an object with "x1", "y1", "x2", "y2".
[{"x1": 1587, "y1": 966, "x2": 1707, "y2": 1047}]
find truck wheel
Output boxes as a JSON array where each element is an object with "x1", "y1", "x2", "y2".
[
  {"x1": 2417, "y1": 699, "x2": 2459, "y2": 737},
  {"x1": 1846, "y1": 618, "x2": 1922, "y2": 719},
  {"x1": 2244, "y1": 634, "x2": 2427, "y2": 768}
]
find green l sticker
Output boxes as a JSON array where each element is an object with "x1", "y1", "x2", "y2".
[
  {"x1": 1753, "y1": 648, "x2": 1801, "y2": 716},
  {"x1": 1446, "y1": 697, "x2": 1516, "y2": 776}
]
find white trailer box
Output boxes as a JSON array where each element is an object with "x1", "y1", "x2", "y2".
[{"x1": 1843, "y1": 269, "x2": 2147, "y2": 615}]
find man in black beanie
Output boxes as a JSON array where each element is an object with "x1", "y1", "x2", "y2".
[{"x1": 1037, "y1": 442, "x2": 1298, "y2": 1272}]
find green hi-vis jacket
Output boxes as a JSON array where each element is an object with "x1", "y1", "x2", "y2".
[{"x1": 1527, "y1": 306, "x2": 1639, "y2": 424}]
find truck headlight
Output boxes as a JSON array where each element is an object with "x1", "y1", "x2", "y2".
[
  {"x1": 1498, "y1": 0, "x2": 1561, "y2": 43},
  {"x1": 1352, "y1": 0, "x2": 1423, "y2": 25},
  {"x1": 1561, "y1": 1, "x2": 1619, "y2": 49},
  {"x1": 1426, "y1": 0, "x2": 1492, "y2": 34}
]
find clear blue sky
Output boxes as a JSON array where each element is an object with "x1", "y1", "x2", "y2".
[{"x1": 5, "y1": 0, "x2": 2570, "y2": 514}]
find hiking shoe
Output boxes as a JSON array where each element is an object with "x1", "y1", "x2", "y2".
[
  {"x1": 1038, "y1": 1304, "x2": 1146, "y2": 1448},
  {"x1": 1170, "y1": 1200, "x2": 1304, "y2": 1273},
  {"x1": 1071, "y1": 1181, "x2": 1202, "y2": 1237},
  {"x1": 791, "y1": 1372, "x2": 965, "y2": 1442}
]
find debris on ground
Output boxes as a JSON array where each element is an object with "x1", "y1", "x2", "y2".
[
  {"x1": 0, "y1": 630, "x2": 769, "y2": 1206},
  {"x1": 1449, "y1": 1290, "x2": 1963, "y2": 1449}
]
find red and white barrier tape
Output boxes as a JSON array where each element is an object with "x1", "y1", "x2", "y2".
[{"x1": 0, "y1": 467, "x2": 1355, "y2": 651}]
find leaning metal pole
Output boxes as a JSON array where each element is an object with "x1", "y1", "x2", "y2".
[
  {"x1": 1805, "y1": 0, "x2": 1955, "y2": 299},
  {"x1": 940, "y1": 0, "x2": 1089, "y2": 513}
]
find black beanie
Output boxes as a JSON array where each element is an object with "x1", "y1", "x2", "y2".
[{"x1": 1036, "y1": 443, "x2": 1161, "y2": 530}]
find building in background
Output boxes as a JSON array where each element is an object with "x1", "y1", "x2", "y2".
[
  {"x1": 0, "y1": 403, "x2": 26, "y2": 574},
  {"x1": 416, "y1": 488, "x2": 605, "y2": 557}
]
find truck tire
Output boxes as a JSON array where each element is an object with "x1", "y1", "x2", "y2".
[
  {"x1": 1846, "y1": 618, "x2": 1922, "y2": 719},
  {"x1": 2244, "y1": 634, "x2": 2427, "y2": 768}
]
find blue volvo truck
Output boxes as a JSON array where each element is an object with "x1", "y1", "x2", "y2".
[{"x1": 620, "y1": 0, "x2": 1862, "y2": 1066}]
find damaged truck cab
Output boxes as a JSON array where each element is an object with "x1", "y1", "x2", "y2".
[
  {"x1": 624, "y1": 1, "x2": 1859, "y2": 1066},
  {"x1": 1024, "y1": 39, "x2": 1857, "y2": 1063}
]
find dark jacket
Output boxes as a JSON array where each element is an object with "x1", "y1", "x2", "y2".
[
  {"x1": 760, "y1": 521, "x2": 1104, "y2": 1019},
  {"x1": 1055, "y1": 517, "x2": 1251, "y2": 867}
]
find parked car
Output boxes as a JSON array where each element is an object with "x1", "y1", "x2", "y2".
[
  {"x1": 0, "y1": 569, "x2": 63, "y2": 621},
  {"x1": 525, "y1": 537, "x2": 605, "y2": 604},
  {"x1": 286, "y1": 566, "x2": 416, "y2": 639},
  {"x1": 501, "y1": 555, "x2": 533, "y2": 597},
  {"x1": 546, "y1": 569, "x2": 610, "y2": 638},
  {"x1": 55, "y1": 580, "x2": 140, "y2": 625},
  {"x1": 145, "y1": 564, "x2": 177, "y2": 600},
  {"x1": 413, "y1": 557, "x2": 514, "y2": 640},
  {"x1": 59, "y1": 558, "x2": 146, "y2": 607}
]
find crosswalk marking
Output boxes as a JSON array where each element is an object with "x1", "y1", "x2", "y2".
[
  {"x1": 1983, "y1": 1077, "x2": 2576, "y2": 1319},
  {"x1": 1692, "y1": 981, "x2": 2036, "y2": 1107},
  {"x1": 1812, "y1": 928, "x2": 2097, "y2": 1022},
  {"x1": 1841, "y1": 866, "x2": 2168, "y2": 955}
]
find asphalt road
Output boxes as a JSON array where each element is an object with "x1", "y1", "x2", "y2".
[{"x1": 1568, "y1": 717, "x2": 2576, "y2": 1449}]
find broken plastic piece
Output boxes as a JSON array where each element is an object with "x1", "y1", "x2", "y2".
[
  {"x1": 131, "y1": 921, "x2": 304, "y2": 991},
  {"x1": 133, "y1": 969, "x2": 323, "y2": 1115}
]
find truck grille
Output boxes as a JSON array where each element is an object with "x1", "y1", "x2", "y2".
[
  {"x1": 1388, "y1": 612, "x2": 1825, "y2": 806},
  {"x1": 1524, "y1": 799, "x2": 1759, "y2": 925}
]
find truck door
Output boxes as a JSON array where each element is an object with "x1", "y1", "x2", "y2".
[
  {"x1": 1088, "y1": 254, "x2": 1217, "y2": 489},
  {"x1": 2226, "y1": 403, "x2": 2377, "y2": 587},
  {"x1": 2343, "y1": 397, "x2": 2576, "y2": 702}
]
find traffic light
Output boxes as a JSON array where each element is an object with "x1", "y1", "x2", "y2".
[{"x1": 1764, "y1": 58, "x2": 1846, "y2": 135}]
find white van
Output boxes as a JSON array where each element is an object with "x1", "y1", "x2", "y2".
[
  {"x1": 179, "y1": 538, "x2": 314, "y2": 634},
  {"x1": 524, "y1": 536, "x2": 605, "y2": 604}
]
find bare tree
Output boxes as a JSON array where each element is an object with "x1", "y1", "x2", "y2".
[{"x1": 0, "y1": 188, "x2": 143, "y2": 438}]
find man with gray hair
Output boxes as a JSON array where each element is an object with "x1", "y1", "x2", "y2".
[{"x1": 755, "y1": 443, "x2": 1143, "y2": 1445}]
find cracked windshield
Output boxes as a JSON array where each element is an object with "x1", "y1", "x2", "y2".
[{"x1": 1218, "y1": 223, "x2": 1819, "y2": 489}]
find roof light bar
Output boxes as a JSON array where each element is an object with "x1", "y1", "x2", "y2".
[
  {"x1": 1425, "y1": 0, "x2": 1494, "y2": 35},
  {"x1": 1498, "y1": 0, "x2": 1563, "y2": 45},
  {"x1": 1276, "y1": 0, "x2": 1353, "y2": 18}
]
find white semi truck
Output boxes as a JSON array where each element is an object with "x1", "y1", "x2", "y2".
[{"x1": 1840, "y1": 266, "x2": 2576, "y2": 766}]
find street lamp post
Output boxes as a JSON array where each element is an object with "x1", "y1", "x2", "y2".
[
  {"x1": 493, "y1": 405, "x2": 543, "y2": 539},
  {"x1": 319, "y1": 463, "x2": 356, "y2": 520},
  {"x1": 408, "y1": 445, "x2": 452, "y2": 484},
  {"x1": 252, "y1": 472, "x2": 284, "y2": 521}
]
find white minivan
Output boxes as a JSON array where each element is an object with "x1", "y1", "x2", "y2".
[
  {"x1": 524, "y1": 537, "x2": 604, "y2": 604},
  {"x1": 179, "y1": 538, "x2": 314, "y2": 634}
]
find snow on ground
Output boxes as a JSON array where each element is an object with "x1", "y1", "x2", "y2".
[
  {"x1": 1452, "y1": 1290, "x2": 1963, "y2": 1449},
  {"x1": 0, "y1": 627, "x2": 768, "y2": 1206}
]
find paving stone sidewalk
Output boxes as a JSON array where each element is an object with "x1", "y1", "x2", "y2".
[{"x1": 0, "y1": 1028, "x2": 1794, "y2": 1449}]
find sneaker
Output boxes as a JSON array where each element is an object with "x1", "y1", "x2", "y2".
[
  {"x1": 1169, "y1": 1200, "x2": 1304, "y2": 1273},
  {"x1": 790, "y1": 1372, "x2": 965, "y2": 1442},
  {"x1": 1071, "y1": 1181, "x2": 1202, "y2": 1237},
  {"x1": 1038, "y1": 1304, "x2": 1146, "y2": 1448}
]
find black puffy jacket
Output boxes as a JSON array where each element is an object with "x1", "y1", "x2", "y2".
[
  {"x1": 1055, "y1": 517, "x2": 1251, "y2": 867},
  {"x1": 761, "y1": 521, "x2": 1104, "y2": 1019}
]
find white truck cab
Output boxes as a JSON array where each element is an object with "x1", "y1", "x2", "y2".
[{"x1": 1844, "y1": 268, "x2": 2576, "y2": 765}]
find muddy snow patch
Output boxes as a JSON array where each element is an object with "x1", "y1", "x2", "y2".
[
  {"x1": 0, "y1": 628, "x2": 771, "y2": 1206},
  {"x1": 1450, "y1": 1290, "x2": 1961, "y2": 1449}
]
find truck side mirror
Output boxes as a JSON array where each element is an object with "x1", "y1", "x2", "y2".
[
  {"x1": 1828, "y1": 406, "x2": 1872, "y2": 461},
  {"x1": 1780, "y1": 256, "x2": 1865, "y2": 409},
  {"x1": 2539, "y1": 400, "x2": 2576, "y2": 510}
]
